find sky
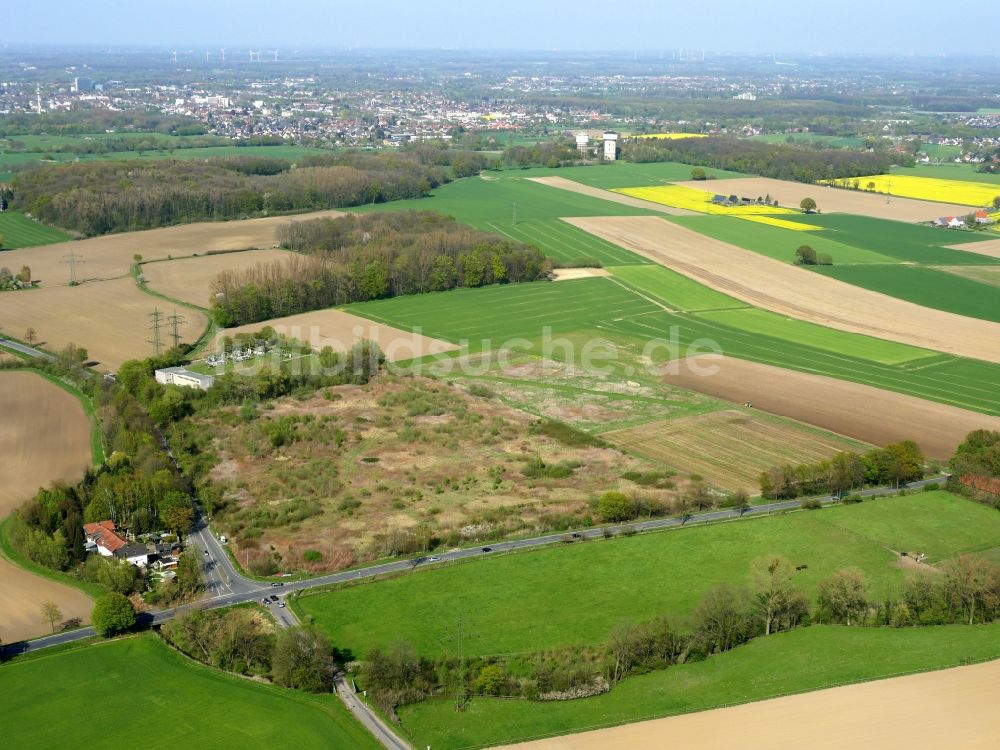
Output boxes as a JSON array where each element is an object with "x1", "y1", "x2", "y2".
[{"x1": 2, "y1": 0, "x2": 992, "y2": 56}]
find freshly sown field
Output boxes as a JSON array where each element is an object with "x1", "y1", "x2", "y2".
[
  {"x1": 614, "y1": 185, "x2": 796, "y2": 216},
  {"x1": 0, "y1": 370, "x2": 95, "y2": 644},
  {"x1": 0, "y1": 211, "x2": 71, "y2": 248},
  {"x1": 812, "y1": 264, "x2": 1000, "y2": 324},
  {"x1": 606, "y1": 263, "x2": 743, "y2": 312},
  {"x1": 477, "y1": 218, "x2": 646, "y2": 266},
  {"x1": 296, "y1": 492, "x2": 1000, "y2": 660},
  {"x1": 215, "y1": 308, "x2": 457, "y2": 363},
  {"x1": 661, "y1": 356, "x2": 1000, "y2": 457},
  {"x1": 347, "y1": 277, "x2": 1000, "y2": 417},
  {"x1": 567, "y1": 215, "x2": 1000, "y2": 365},
  {"x1": 526, "y1": 176, "x2": 696, "y2": 216},
  {"x1": 0, "y1": 277, "x2": 207, "y2": 369},
  {"x1": 824, "y1": 173, "x2": 999, "y2": 206},
  {"x1": 946, "y1": 236, "x2": 1000, "y2": 260},
  {"x1": 0, "y1": 634, "x2": 380, "y2": 749},
  {"x1": 141, "y1": 248, "x2": 296, "y2": 307},
  {"x1": 0, "y1": 209, "x2": 344, "y2": 287},
  {"x1": 604, "y1": 409, "x2": 868, "y2": 491},
  {"x1": 407, "y1": 624, "x2": 1000, "y2": 750},
  {"x1": 940, "y1": 265, "x2": 1000, "y2": 288},
  {"x1": 790, "y1": 213, "x2": 995, "y2": 265},
  {"x1": 672, "y1": 215, "x2": 898, "y2": 265},
  {"x1": 675, "y1": 177, "x2": 973, "y2": 222}
]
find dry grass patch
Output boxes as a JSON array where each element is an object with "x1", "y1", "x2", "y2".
[
  {"x1": 0, "y1": 277, "x2": 207, "y2": 369},
  {"x1": 947, "y1": 236, "x2": 1000, "y2": 260},
  {"x1": 605, "y1": 409, "x2": 865, "y2": 492},
  {"x1": 141, "y1": 248, "x2": 296, "y2": 307},
  {"x1": 939, "y1": 265, "x2": 1000, "y2": 288}
]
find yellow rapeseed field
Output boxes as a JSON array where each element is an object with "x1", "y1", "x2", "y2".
[
  {"x1": 615, "y1": 185, "x2": 796, "y2": 215},
  {"x1": 820, "y1": 174, "x2": 1000, "y2": 207},
  {"x1": 736, "y1": 215, "x2": 823, "y2": 231},
  {"x1": 631, "y1": 133, "x2": 708, "y2": 140}
]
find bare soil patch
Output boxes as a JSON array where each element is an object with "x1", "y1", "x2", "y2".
[
  {"x1": 940, "y1": 265, "x2": 1000, "y2": 288},
  {"x1": 501, "y1": 659, "x2": 1000, "y2": 750},
  {"x1": 567, "y1": 215, "x2": 1000, "y2": 364},
  {"x1": 605, "y1": 409, "x2": 866, "y2": 492},
  {"x1": 675, "y1": 177, "x2": 972, "y2": 221},
  {"x1": 0, "y1": 277, "x2": 207, "y2": 369},
  {"x1": 217, "y1": 308, "x2": 457, "y2": 363},
  {"x1": 0, "y1": 371, "x2": 93, "y2": 643},
  {"x1": 528, "y1": 176, "x2": 696, "y2": 215},
  {"x1": 141, "y1": 247, "x2": 296, "y2": 307},
  {"x1": 551, "y1": 268, "x2": 611, "y2": 281},
  {"x1": 947, "y1": 236, "x2": 1000, "y2": 260},
  {"x1": 661, "y1": 356, "x2": 1000, "y2": 458},
  {"x1": 3, "y1": 209, "x2": 343, "y2": 287}
]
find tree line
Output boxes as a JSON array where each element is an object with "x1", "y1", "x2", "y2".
[
  {"x1": 11, "y1": 152, "x2": 447, "y2": 235},
  {"x1": 949, "y1": 430, "x2": 1000, "y2": 506},
  {"x1": 502, "y1": 140, "x2": 583, "y2": 168},
  {"x1": 358, "y1": 550, "x2": 1000, "y2": 714},
  {"x1": 759, "y1": 441, "x2": 925, "y2": 499},
  {"x1": 210, "y1": 211, "x2": 548, "y2": 327},
  {"x1": 0, "y1": 110, "x2": 207, "y2": 137},
  {"x1": 620, "y1": 136, "x2": 896, "y2": 182}
]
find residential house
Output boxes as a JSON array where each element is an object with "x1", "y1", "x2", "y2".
[
  {"x1": 84, "y1": 520, "x2": 127, "y2": 557},
  {"x1": 117, "y1": 543, "x2": 151, "y2": 567}
]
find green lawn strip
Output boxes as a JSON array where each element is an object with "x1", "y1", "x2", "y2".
[
  {"x1": 475, "y1": 218, "x2": 646, "y2": 266},
  {"x1": 693, "y1": 307, "x2": 934, "y2": 366},
  {"x1": 810, "y1": 264, "x2": 1000, "y2": 323},
  {"x1": 752, "y1": 133, "x2": 866, "y2": 148},
  {"x1": 296, "y1": 492, "x2": 995, "y2": 660},
  {"x1": 502, "y1": 161, "x2": 748, "y2": 189},
  {"x1": 0, "y1": 516, "x2": 105, "y2": 600},
  {"x1": 607, "y1": 263, "x2": 745, "y2": 312},
  {"x1": 892, "y1": 163, "x2": 1000, "y2": 185},
  {"x1": 0, "y1": 633, "x2": 382, "y2": 750},
  {"x1": 0, "y1": 211, "x2": 72, "y2": 248},
  {"x1": 399, "y1": 622, "x2": 1000, "y2": 750},
  {"x1": 671, "y1": 214, "x2": 899, "y2": 265},
  {"x1": 791, "y1": 213, "x2": 995, "y2": 260}
]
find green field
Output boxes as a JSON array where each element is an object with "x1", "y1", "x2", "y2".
[
  {"x1": 400, "y1": 622, "x2": 1000, "y2": 749},
  {"x1": 1, "y1": 634, "x2": 380, "y2": 750},
  {"x1": 791, "y1": 213, "x2": 996, "y2": 264},
  {"x1": 672, "y1": 215, "x2": 898, "y2": 265},
  {"x1": 607, "y1": 263, "x2": 744, "y2": 311},
  {"x1": 296, "y1": 492, "x2": 1000, "y2": 659},
  {"x1": 0, "y1": 211, "x2": 71, "y2": 248},
  {"x1": 812, "y1": 264, "x2": 1000, "y2": 323},
  {"x1": 479, "y1": 218, "x2": 646, "y2": 266},
  {"x1": 892, "y1": 163, "x2": 1000, "y2": 185},
  {"x1": 752, "y1": 133, "x2": 866, "y2": 149},
  {"x1": 693, "y1": 307, "x2": 933, "y2": 365},
  {"x1": 916, "y1": 143, "x2": 964, "y2": 160},
  {"x1": 507, "y1": 161, "x2": 748, "y2": 189},
  {"x1": 348, "y1": 277, "x2": 1000, "y2": 415}
]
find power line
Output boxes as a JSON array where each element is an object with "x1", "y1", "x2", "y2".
[
  {"x1": 61, "y1": 248, "x2": 86, "y2": 285},
  {"x1": 148, "y1": 308, "x2": 164, "y2": 356},
  {"x1": 167, "y1": 308, "x2": 186, "y2": 349}
]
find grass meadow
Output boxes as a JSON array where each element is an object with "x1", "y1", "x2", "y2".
[
  {"x1": 399, "y1": 622, "x2": 1000, "y2": 749},
  {"x1": 0, "y1": 211, "x2": 71, "y2": 248},
  {"x1": 892, "y1": 163, "x2": 1000, "y2": 185},
  {"x1": 296, "y1": 492, "x2": 1000, "y2": 659},
  {"x1": 0, "y1": 634, "x2": 380, "y2": 750}
]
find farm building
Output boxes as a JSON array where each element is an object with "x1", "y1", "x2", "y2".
[
  {"x1": 84, "y1": 520, "x2": 127, "y2": 557},
  {"x1": 154, "y1": 367, "x2": 215, "y2": 390}
]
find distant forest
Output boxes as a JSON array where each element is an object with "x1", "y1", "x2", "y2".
[
  {"x1": 210, "y1": 211, "x2": 548, "y2": 326},
  {"x1": 11, "y1": 153, "x2": 447, "y2": 235},
  {"x1": 0, "y1": 110, "x2": 207, "y2": 137},
  {"x1": 621, "y1": 137, "x2": 898, "y2": 181}
]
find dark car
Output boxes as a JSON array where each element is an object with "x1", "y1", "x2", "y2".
[
  {"x1": 270, "y1": 582, "x2": 284, "y2": 587},
  {"x1": 481, "y1": 546, "x2": 493, "y2": 553},
  {"x1": 269, "y1": 594, "x2": 279, "y2": 602},
  {"x1": 571, "y1": 532, "x2": 582, "y2": 539}
]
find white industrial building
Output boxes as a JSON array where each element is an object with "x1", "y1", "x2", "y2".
[
  {"x1": 154, "y1": 367, "x2": 215, "y2": 390},
  {"x1": 603, "y1": 132, "x2": 619, "y2": 161}
]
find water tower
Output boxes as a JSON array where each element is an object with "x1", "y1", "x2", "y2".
[{"x1": 603, "y1": 132, "x2": 619, "y2": 161}]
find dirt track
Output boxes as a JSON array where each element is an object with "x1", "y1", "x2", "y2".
[
  {"x1": 502, "y1": 658, "x2": 1000, "y2": 750},
  {"x1": 675, "y1": 177, "x2": 973, "y2": 221},
  {"x1": 568, "y1": 215, "x2": 1000, "y2": 364},
  {"x1": 3, "y1": 209, "x2": 343, "y2": 287},
  {"x1": 141, "y1": 247, "x2": 296, "y2": 307},
  {"x1": 0, "y1": 371, "x2": 94, "y2": 643},
  {"x1": 948, "y1": 236, "x2": 1000, "y2": 260},
  {"x1": 661, "y1": 356, "x2": 1000, "y2": 458},
  {"x1": 528, "y1": 176, "x2": 696, "y2": 215}
]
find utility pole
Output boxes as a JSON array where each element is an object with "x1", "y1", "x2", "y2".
[
  {"x1": 148, "y1": 308, "x2": 164, "y2": 356},
  {"x1": 512, "y1": 201, "x2": 517, "y2": 226},
  {"x1": 167, "y1": 308, "x2": 186, "y2": 349},
  {"x1": 61, "y1": 248, "x2": 86, "y2": 285}
]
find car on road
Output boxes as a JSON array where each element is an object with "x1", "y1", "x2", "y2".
[
  {"x1": 203, "y1": 549, "x2": 209, "y2": 555},
  {"x1": 481, "y1": 547, "x2": 493, "y2": 553},
  {"x1": 428, "y1": 556, "x2": 440, "y2": 562},
  {"x1": 270, "y1": 582, "x2": 284, "y2": 587},
  {"x1": 269, "y1": 594, "x2": 279, "y2": 602},
  {"x1": 571, "y1": 532, "x2": 582, "y2": 539},
  {"x1": 278, "y1": 601, "x2": 286, "y2": 608},
  {"x1": 261, "y1": 598, "x2": 269, "y2": 605}
]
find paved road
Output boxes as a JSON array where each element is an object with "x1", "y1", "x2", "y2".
[{"x1": 0, "y1": 337, "x2": 53, "y2": 360}]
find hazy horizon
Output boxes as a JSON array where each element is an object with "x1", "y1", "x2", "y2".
[{"x1": 3, "y1": 0, "x2": 995, "y2": 56}]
